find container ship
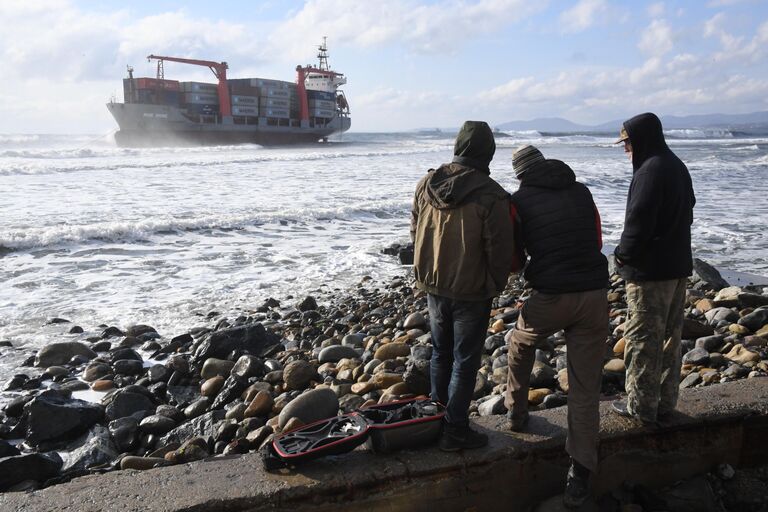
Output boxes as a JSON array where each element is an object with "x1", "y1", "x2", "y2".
[{"x1": 107, "y1": 39, "x2": 350, "y2": 146}]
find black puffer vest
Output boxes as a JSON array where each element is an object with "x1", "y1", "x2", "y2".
[{"x1": 511, "y1": 160, "x2": 608, "y2": 293}]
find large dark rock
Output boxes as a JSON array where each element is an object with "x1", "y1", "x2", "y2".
[
  {"x1": 108, "y1": 417, "x2": 139, "y2": 452},
  {"x1": 125, "y1": 324, "x2": 158, "y2": 338},
  {"x1": 104, "y1": 391, "x2": 154, "y2": 422},
  {"x1": 318, "y1": 345, "x2": 360, "y2": 363},
  {"x1": 682, "y1": 347, "x2": 710, "y2": 366},
  {"x1": 682, "y1": 318, "x2": 715, "y2": 339},
  {"x1": 60, "y1": 425, "x2": 119, "y2": 472},
  {"x1": 739, "y1": 307, "x2": 768, "y2": 332},
  {"x1": 24, "y1": 391, "x2": 103, "y2": 447},
  {"x1": 403, "y1": 359, "x2": 431, "y2": 396},
  {"x1": 282, "y1": 360, "x2": 317, "y2": 390},
  {"x1": 0, "y1": 453, "x2": 62, "y2": 491},
  {"x1": 112, "y1": 359, "x2": 144, "y2": 376},
  {"x1": 192, "y1": 323, "x2": 280, "y2": 365},
  {"x1": 34, "y1": 342, "x2": 96, "y2": 367},
  {"x1": 0, "y1": 440, "x2": 21, "y2": 458},
  {"x1": 210, "y1": 375, "x2": 248, "y2": 410},
  {"x1": 160, "y1": 410, "x2": 226, "y2": 446},
  {"x1": 139, "y1": 414, "x2": 177, "y2": 435},
  {"x1": 109, "y1": 348, "x2": 143, "y2": 363},
  {"x1": 692, "y1": 258, "x2": 729, "y2": 291},
  {"x1": 230, "y1": 355, "x2": 265, "y2": 379}
]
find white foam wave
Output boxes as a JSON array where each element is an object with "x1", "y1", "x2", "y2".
[
  {"x1": 0, "y1": 134, "x2": 40, "y2": 143},
  {"x1": 664, "y1": 128, "x2": 734, "y2": 139},
  {"x1": 0, "y1": 201, "x2": 410, "y2": 252}
]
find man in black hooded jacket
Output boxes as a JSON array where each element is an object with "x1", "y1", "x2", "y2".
[{"x1": 612, "y1": 112, "x2": 696, "y2": 426}]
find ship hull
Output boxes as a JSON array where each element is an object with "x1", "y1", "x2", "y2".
[{"x1": 107, "y1": 103, "x2": 351, "y2": 147}]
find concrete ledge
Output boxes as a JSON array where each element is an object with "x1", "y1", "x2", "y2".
[{"x1": 1, "y1": 378, "x2": 766, "y2": 512}]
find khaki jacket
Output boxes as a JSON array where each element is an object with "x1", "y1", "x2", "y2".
[{"x1": 411, "y1": 162, "x2": 515, "y2": 300}]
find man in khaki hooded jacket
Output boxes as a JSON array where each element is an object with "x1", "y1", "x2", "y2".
[{"x1": 411, "y1": 120, "x2": 515, "y2": 451}]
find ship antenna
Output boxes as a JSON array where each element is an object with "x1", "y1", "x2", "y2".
[{"x1": 317, "y1": 36, "x2": 329, "y2": 71}]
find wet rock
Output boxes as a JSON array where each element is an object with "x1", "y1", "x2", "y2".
[
  {"x1": 125, "y1": 325, "x2": 158, "y2": 338},
  {"x1": 298, "y1": 296, "x2": 318, "y2": 312},
  {"x1": 342, "y1": 334, "x2": 365, "y2": 348},
  {"x1": 200, "y1": 358, "x2": 236, "y2": 380},
  {"x1": 60, "y1": 425, "x2": 118, "y2": 472},
  {"x1": 403, "y1": 312, "x2": 427, "y2": 330},
  {"x1": 0, "y1": 453, "x2": 62, "y2": 491},
  {"x1": 108, "y1": 417, "x2": 140, "y2": 452},
  {"x1": 695, "y1": 335, "x2": 725, "y2": 352},
  {"x1": 91, "y1": 380, "x2": 114, "y2": 392},
  {"x1": 682, "y1": 347, "x2": 710, "y2": 366},
  {"x1": 193, "y1": 323, "x2": 279, "y2": 364},
  {"x1": 3, "y1": 374, "x2": 29, "y2": 392},
  {"x1": 113, "y1": 359, "x2": 144, "y2": 376},
  {"x1": 184, "y1": 397, "x2": 211, "y2": 419},
  {"x1": 24, "y1": 391, "x2": 103, "y2": 447},
  {"x1": 139, "y1": 415, "x2": 177, "y2": 435},
  {"x1": 278, "y1": 387, "x2": 339, "y2": 429},
  {"x1": 35, "y1": 342, "x2": 97, "y2": 367},
  {"x1": 147, "y1": 364, "x2": 171, "y2": 384},
  {"x1": 230, "y1": 355, "x2": 265, "y2": 379},
  {"x1": 68, "y1": 326, "x2": 84, "y2": 334},
  {"x1": 109, "y1": 347, "x2": 142, "y2": 363},
  {"x1": 210, "y1": 375, "x2": 247, "y2": 410},
  {"x1": 104, "y1": 391, "x2": 154, "y2": 422},
  {"x1": 60, "y1": 380, "x2": 90, "y2": 392},
  {"x1": 692, "y1": 258, "x2": 729, "y2": 290},
  {"x1": 225, "y1": 402, "x2": 247, "y2": 421},
  {"x1": 201, "y1": 376, "x2": 226, "y2": 397},
  {"x1": 166, "y1": 355, "x2": 190, "y2": 375},
  {"x1": 82, "y1": 363, "x2": 111, "y2": 382},
  {"x1": 318, "y1": 345, "x2": 360, "y2": 363},
  {"x1": 160, "y1": 410, "x2": 226, "y2": 446},
  {"x1": 101, "y1": 326, "x2": 124, "y2": 338},
  {"x1": 283, "y1": 360, "x2": 316, "y2": 390}
]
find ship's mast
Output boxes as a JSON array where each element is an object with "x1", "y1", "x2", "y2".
[{"x1": 317, "y1": 36, "x2": 329, "y2": 71}]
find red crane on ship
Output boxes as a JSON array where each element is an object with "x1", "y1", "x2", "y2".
[{"x1": 147, "y1": 54, "x2": 232, "y2": 117}]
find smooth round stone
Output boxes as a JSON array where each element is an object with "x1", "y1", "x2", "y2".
[
  {"x1": 225, "y1": 402, "x2": 247, "y2": 421},
  {"x1": 725, "y1": 345, "x2": 760, "y2": 364},
  {"x1": 542, "y1": 393, "x2": 568, "y2": 409},
  {"x1": 351, "y1": 381, "x2": 376, "y2": 395},
  {"x1": 282, "y1": 360, "x2": 316, "y2": 391},
  {"x1": 373, "y1": 343, "x2": 410, "y2": 361},
  {"x1": 403, "y1": 312, "x2": 427, "y2": 330},
  {"x1": 743, "y1": 335, "x2": 768, "y2": 348},
  {"x1": 318, "y1": 345, "x2": 360, "y2": 364},
  {"x1": 341, "y1": 334, "x2": 365, "y2": 348},
  {"x1": 201, "y1": 376, "x2": 225, "y2": 397},
  {"x1": 530, "y1": 361, "x2": 556, "y2": 387},
  {"x1": 277, "y1": 387, "x2": 339, "y2": 429},
  {"x1": 729, "y1": 324, "x2": 750, "y2": 335},
  {"x1": 490, "y1": 319, "x2": 506, "y2": 334},
  {"x1": 603, "y1": 358, "x2": 626, "y2": 373},
  {"x1": 155, "y1": 404, "x2": 184, "y2": 423},
  {"x1": 148, "y1": 365, "x2": 171, "y2": 384},
  {"x1": 120, "y1": 456, "x2": 168, "y2": 470},
  {"x1": 91, "y1": 379, "x2": 114, "y2": 391},
  {"x1": 231, "y1": 355, "x2": 264, "y2": 379},
  {"x1": 372, "y1": 372, "x2": 403, "y2": 389},
  {"x1": 242, "y1": 382, "x2": 272, "y2": 403},
  {"x1": 184, "y1": 397, "x2": 211, "y2": 419},
  {"x1": 91, "y1": 341, "x2": 112, "y2": 352},
  {"x1": 165, "y1": 355, "x2": 190, "y2": 374},
  {"x1": 613, "y1": 338, "x2": 626, "y2": 357},
  {"x1": 201, "y1": 358, "x2": 236, "y2": 380},
  {"x1": 679, "y1": 371, "x2": 701, "y2": 388},
  {"x1": 384, "y1": 381, "x2": 410, "y2": 396},
  {"x1": 139, "y1": 414, "x2": 176, "y2": 435},
  {"x1": 477, "y1": 395, "x2": 507, "y2": 416},
  {"x1": 682, "y1": 347, "x2": 710, "y2": 366},
  {"x1": 113, "y1": 359, "x2": 144, "y2": 376},
  {"x1": 557, "y1": 368, "x2": 569, "y2": 393},
  {"x1": 244, "y1": 391, "x2": 274, "y2": 418},
  {"x1": 35, "y1": 342, "x2": 97, "y2": 367}
]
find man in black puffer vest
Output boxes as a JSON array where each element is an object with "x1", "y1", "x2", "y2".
[
  {"x1": 505, "y1": 145, "x2": 608, "y2": 508},
  {"x1": 611, "y1": 113, "x2": 695, "y2": 427}
]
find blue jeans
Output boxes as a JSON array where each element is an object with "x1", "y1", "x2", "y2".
[{"x1": 428, "y1": 294, "x2": 491, "y2": 428}]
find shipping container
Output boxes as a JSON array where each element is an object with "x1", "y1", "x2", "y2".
[
  {"x1": 180, "y1": 81, "x2": 218, "y2": 93},
  {"x1": 184, "y1": 104, "x2": 219, "y2": 115},
  {"x1": 250, "y1": 78, "x2": 293, "y2": 89},
  {"x1": 184, "y1": 93, "x2": 220, "y2": 105},
  {"x1": 232, "y1": 105, "x2": 259, "y2": 116},
  {"x1": 260, "y1": 97, "x2": 290, "y2": 109},
  {"x1": 231, "y1": 95, "x2": 259, "y2": 105},
  {"x1": 310, "y1": 108, "x2": 336, "y2": 119},
  {"x1": 260, "y1": 108, "x2": 290, "y2": 119},
  {"x1": 260, "y1": 88, "x2": 291, "y2": 99},
  {"x1": 135, "y1": 77, "x2": 181, "y2": 91},
  {"x1": 307, "y1": 90, "x2": 335, "y2": 101},
  {"x1": 308, "y1": 99, "x2": 336, "y2": 110},
  {"x1": 229, "y1": 84, "x2": 259, "y2": 96}
]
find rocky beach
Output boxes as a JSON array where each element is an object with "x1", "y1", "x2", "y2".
[{"x1": 1, "y1": 251, "x2": 767, "y2": 494}]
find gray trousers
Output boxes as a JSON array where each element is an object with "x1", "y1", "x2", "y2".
[
  {"x1": 505, "y1": 289, "x2": 608, "y2": 472},
  {"x1": 623, "y1": 278, "x2": 686, "y2": 423}
]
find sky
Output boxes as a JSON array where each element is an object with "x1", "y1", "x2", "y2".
[{"x1": 0, "y1": 0, "x2": 767, "y2": 133}]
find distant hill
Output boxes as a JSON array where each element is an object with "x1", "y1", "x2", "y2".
[{"x1": 497, "y1": 111, "x2": 768, "y2": 133}]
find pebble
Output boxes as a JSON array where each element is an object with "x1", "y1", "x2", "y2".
[
  {"x1": 528, "y1": 388, "x2": 552, "y2": 405},
  {"x1": 244, "y1": 391, "x2": 274, "y2": 418},
  {"x1": 201, "y1": 376, "x2": 225, "y2": 397},
  {"x1": 200, "y1": 358, "x2": 236, "y2": 380},
  {"x1": 282, "y1": 360, "x2": 316, "y2": 391},
  {"x1": 603, "y1": 358, "x2": 626, "y2": 373},
  {"x1": 373, "y1": 342, "x2": 410, "y2": 361},
  {"x1": 120, "y1": 456, "x2": 168, "y2": 471}
]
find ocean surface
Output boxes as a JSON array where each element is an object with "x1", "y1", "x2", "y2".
[{"x1": 1, "y1": 130, "x2": 767, "y2": 381}]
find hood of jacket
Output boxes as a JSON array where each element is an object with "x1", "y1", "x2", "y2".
[
  {"x1": 424, "y1": 163, "x2": 498, "y2": 209},
  {"x1": 623, "y1": 112, "x2": 669, "y2": 172},
  {"x1": 451, "y1": 120, "x2": 496, "y2": 173},
  {"x1": 518, "y1": 159, "x2": 576, "y2": 189}
]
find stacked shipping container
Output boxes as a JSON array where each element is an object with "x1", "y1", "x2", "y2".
[{"x1": 124, "y1": 77, "x2": 340, "y2": 121}]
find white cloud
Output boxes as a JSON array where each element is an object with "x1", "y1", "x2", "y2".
[
  {"x1": 266, "y1": 0, "x2": 546, "y2": 59},
  {"x1": 559, "y1": 0, "x2": 607, "y2": 33},
  {"x1": 648, "y1": 2, "x2": 665, "y2": 17},
  {"x1": 638, "y1": 19, "x2": 674, "y2": 56}
]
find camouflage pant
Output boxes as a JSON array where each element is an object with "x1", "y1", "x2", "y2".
[{"x1": 623, "y1": 278, "x2": 686, "y2": 422}]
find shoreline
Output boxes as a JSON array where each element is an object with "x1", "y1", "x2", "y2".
[{"x1": 0, "y1": 257, "x2": 767, "y2": 492}]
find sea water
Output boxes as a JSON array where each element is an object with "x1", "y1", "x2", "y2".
[{"x1": 1, "y1": 131, "x2": 767, "y2": 381}]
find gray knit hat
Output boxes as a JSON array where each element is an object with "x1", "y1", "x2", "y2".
[{"x1": 512, "y1": 144, "x2": 545, "y2": 178}]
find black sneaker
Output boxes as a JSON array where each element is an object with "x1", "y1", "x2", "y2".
[
  {"x1": 438, "y1": 424, "x2": 488, "y2": 452},
  {"x1": 563, "y1": 458, "x2": 590, "y2": 508},
  {"x1": 506, "y1": 410, "x2": 530, "y2": 432}
]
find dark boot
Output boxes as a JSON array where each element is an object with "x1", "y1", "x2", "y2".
[
  {"x1": 563, "y1": 458, "x2": 590, "y2": 508},
  {"x1": 438, "y1": 423, "x2": 488, "y2": 452},
  {"x1": 506, "y1": 410, "x2": 530, "y2": 432}
]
